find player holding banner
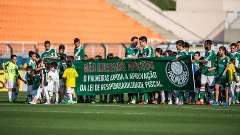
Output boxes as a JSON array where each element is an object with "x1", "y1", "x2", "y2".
[
  {"x1": 125, "y1": 36, "x2": 140, "y2": 104},
  {"x1": 138, "y1": 36, "x2": 154, "y2": 104}
]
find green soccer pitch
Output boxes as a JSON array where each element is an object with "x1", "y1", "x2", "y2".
[{"x1": 0, "y1": 92, "x2": 240, "y2": 135}]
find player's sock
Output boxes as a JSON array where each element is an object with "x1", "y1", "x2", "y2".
[
  {"x1": 73, "y1": 98, "x2": 76, "y2": 102},
  {"x1": 154, "y1": 98, "x2": 158, "y2": 101},
  {"x1": 132, "y1": 94, "x2": 137, "y2": 101},
  {"x1": 210, "y1": 93, "x2": 214, "y2": 102},
  {"x1": 194, "y1": 92, "x2": 198, "y2": 102},
  {"x1": 161, "y1": 92, "x2": 165, "y2": 102},
  {"x1": 68, "y1": 94, "x2": 73, "y2": 102},
  {"x1": 144, "y1": 93, "x2": 148, "y2": 102},
  {"x1": 200, "y1": 87, "x2": 205, "y2": 102},
  {"x1": 56, "y1": 95, "x2": 59, "y2": 102},
  {"x1": 179, "y1": 92, "x2": 183, "y2": 102},
  {"x1": 8, "y1": 91, "x2": 12, "y2": 100},
  {"x1": 236, "y1": 91, "x2": 240, "y2": 101}
]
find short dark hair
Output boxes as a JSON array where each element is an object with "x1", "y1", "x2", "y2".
[
  {"x1": 155, "y1": 48, "x2": 163, "y2": 55},
  {"x1": 205, "y1": 40, "x2": 212, "y2": 45},
  {"x1": 59, "y1": 44, "x2": 65, "y2": 50},
  {"x1": 85, "y1": 54, "x2": 88, "y2": 57},
  {"x1": 176, "y1": 40, "x2": 185, "y2": 47},
  {"x1": 95, "y1": 55, "x2": 102, "y2": 60},
  {"x1": 51, "y1": 62, "x2": 58, "y2": 69},
  {"x1": 139, "y1": 36, "x2": 147, "y2": 43},
  {"x1": 237, "y1": 41, "x2": 240, "y2": 44},
  {"x1": 29, "y1": 51, "x2": 36, "y2": 58},
  {"x1": 107, "y1": 53, "x2": 114, "y2": 59},
  {"x1": 48, "y1": 63, "x2": 54, "y2": 69},
  {"x1": 194, "y1": 51, "x2": 200, "y2": 56},
  {"x1": 230, "y1": 43, "x2": 237, "y2": 47},
  {"x1": 37, "y1": 60, "x2": 42, "y2": 65},
  {"x1": 26, "y1": 66, "x2": 33, "y2": 71},
  {"x1": 131, "y1": 36, "x2": 138, "y2": 42},
  {"x1": 74, "y1": 38, "x2": 80, "y2": 43},
  {"x1": 61, "y1": 54, "x2": 67, "y2": 61},
  {"x1": 28, "y1": 51, "x2": 34, "y2": 57},
  {"x1": 35, "y1": 53, "x2": 40, "y2": 59},
  {"x1": 66, "y1": 60, "x2": 72, "y2": 67},
  {"x1": 67, "y1": 56, "x2": 74, "y2": 61},
  {"x1": 184, "y1": 42, "x2": 190, "y2": 48},
  {"x1": 11, "y1": 55, "x2": 17, "y2": 59},
  {"x1": 114, "y1": 56, "x2": 120, "y2": 59},
  {"x1": 44, "y1": 40, "x2": 50, "y2": 45}
]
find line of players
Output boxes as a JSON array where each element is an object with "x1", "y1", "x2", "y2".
[{"x1": 2, "y1": 36, "x2": 240, "y2": 106}]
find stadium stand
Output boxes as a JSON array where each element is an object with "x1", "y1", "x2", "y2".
[{"x1": 0, "y1": 0, "x2": 165, "y2": 57}]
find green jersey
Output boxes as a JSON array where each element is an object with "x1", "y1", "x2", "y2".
[
  {"x1": 189, "y1": 51, "x2": 195, "y2": 56},
  {"x1": 4, "y1": 61, "x2": 19, "y2": 82},
  {"x1": 32, "y1": 75, "x2": 40, "y2": 90},
  {"x1": 178, "y1": 49, "x2": 189, "y2": 56},
  {"x1": 25, "y1": 72, "x2": 33, "y2": 86},
  {"x1": 125, "y1": 46, "x2": 140, "y2": 58},
  {"x1": 41, "y1": 48, "x2": 57, "y2": 59},
  {"x1": 40, "y1": 67, "x2": 48, "y2": 86},
  {"x1": 74, "y1": 45, "x2": 85, "y2": 60},
  {"x1": 202, "y1": 50, "x2": 216, "y2": 76},
  {"x1": 194, "y1": 61, "x2": 200, "y2": 70},
  {"x1": 58, "y1": 62, "x2": 67, "y2": 79},
  {"x1": 27, "y1": 59, "x2": 37, "y2": 69},
  {"x1": 216, "y1": 56, "x2": 229, "y2": 78},
  {"x1": 72, "y1": 63, "x2": 76, "y2": 69},
  {"x1": 142, "y1": 46, "x2": 154, "y2": 58}
]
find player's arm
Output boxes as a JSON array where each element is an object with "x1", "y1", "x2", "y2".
[
  {"x1": 80, "y1": 48, "x2": 85, "y2": 60},
  {"x1": 18, "y1": 75, "x2": 26, "y2": 84},
  {"x1": 2, "y1": 62, "x2": 8, "y2": 73},
  {"x1": 74, "y1": 70, "x2": 79, "y2": 78},
  {"x1": 62, "y1": 70, "x2": 66, "y2": 79},
  {"x1": 222, "y1": 63, "x2": 229, "y2": 76},
  {"x1": 41, "y1": 70, "x2": 45, "y2": 87}
]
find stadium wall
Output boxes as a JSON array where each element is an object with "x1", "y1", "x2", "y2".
[{"x1": 118, "y1": 0, "x2": 230, "y2": 42}]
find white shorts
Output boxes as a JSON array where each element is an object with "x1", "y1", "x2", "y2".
[
  {"x1": 59, "y1": 79, "x2": 66, "y2": 87},
  {"x1": 6, "y1": 80, "x2": 17, "y2": 89},
  {"x1": 32, "y1": 90, "x2": 37, "y2": 98},
  {"x1": 47, "y1": 82, "x2": 54, "y2": 92},
  {"x1": 53, "y1": 83, "x2": 58, "y2": 93},
  {"x1": 201, "y1": 74, "x2": 215, "y2": 86},
  {"x1": 48, "y1": 91, "x2": 53, "y2": 97},
  {"x1": 66, "y1": 87, "x2": 74, "y2": 94},
  {"x1": 27, "y1": 85, "x2": 33, "y2": 95}
]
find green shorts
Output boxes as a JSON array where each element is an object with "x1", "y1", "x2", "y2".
[{"x1": 215, "y1": 77, "x2": 229, "y2": 89}]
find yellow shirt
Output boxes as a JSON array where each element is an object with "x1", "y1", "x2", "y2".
[
  {"x1": 62, "y1": 68, "x2": 79, "y2": 87},
  {"x1": 228, "y1": 63, "x2": 236, "y2": 84}
]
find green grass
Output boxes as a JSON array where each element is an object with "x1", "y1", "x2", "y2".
[
  {"x1": 149, "y1": 0, "x2": 176, "y2": 10},
  {"x1": 0, "y1": 92, "x2": 240, "y2": 135}
]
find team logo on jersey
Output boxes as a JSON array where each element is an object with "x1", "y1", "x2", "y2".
[{"x1": 165, "y1": 60, "x2": 189, "y2": 87}]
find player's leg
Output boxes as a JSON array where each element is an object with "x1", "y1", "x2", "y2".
[
  {"x1": 72, "y1": 90, "x2": 77, "y2": 103},
  {"x1": 212, "y1": 83, "x2": 220, "y2": 105},
  {"x1": 128, "y1": 93, "x2": 132, "y2": 103},
  {"x1": 161, "y1": 91, "x2": 165, "y2": 104},
  {"x1": 6, "y1": 80, "x2": 14, "y2": 102},
  {"x1": 196, "y1": 74, "x2": 206, "y2": 105},
  {"x1": 66, "y1": 87, "x2": 73, "y2": 104},
  {"x1": 151, "y1": 91, "x2": 159, "y2": 104},
  {"x1": 43, "y1": 86, "x2": 50, "y2": 104}
]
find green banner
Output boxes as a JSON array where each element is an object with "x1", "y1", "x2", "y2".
[{"x1": 46, "y1": 56, "x2": 194, "y2": 96}]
